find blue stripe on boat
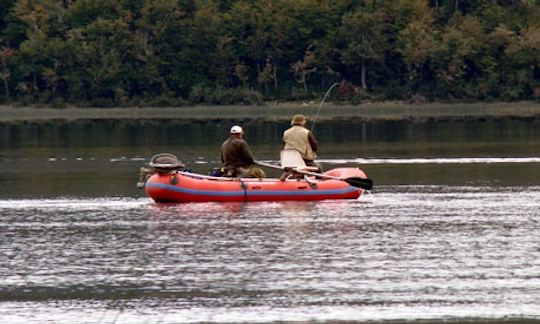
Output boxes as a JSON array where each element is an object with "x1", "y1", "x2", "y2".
[{"x1": 146, "y1": 182, "x2": 357, "y2": 197}]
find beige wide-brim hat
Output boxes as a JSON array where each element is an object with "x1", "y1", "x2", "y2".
[{"x1": 291, "y1": 114, "x2": 306, "y2": 125}]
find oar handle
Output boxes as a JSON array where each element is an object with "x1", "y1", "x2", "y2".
[
  {"x1": 255, "y1": 161, "x2": 283, "y2": 170},
  {"x1": 256, "y1": 161, "x2": 330, "y2": 176},
  {"x1": 256, "y1": 160, "x2": 373, "y2": 190},
  {"x1": 257, "y1": 160, "x2": 347, "y2": 180}
]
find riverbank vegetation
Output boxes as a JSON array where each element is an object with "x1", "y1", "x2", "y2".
[
  {"x1": 0, "y1": 0, "x2": 540, "y2": 107},
  {"x1": 1, "y1": 101, "x2": 539, "y2": 122}
]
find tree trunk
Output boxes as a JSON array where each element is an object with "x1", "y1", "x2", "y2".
[
  {"x1": 273, "y1": 65, "x2": 278, "y2": 92},
  {"x1": 301, "y1": 68, "x2": 317, "y2": 94},
  {"x1": 302, "y1": 72, "x2": 308, "y2": 94},
  {"x1": 361, "y1": 59, "x2": 367, "y2": 90},
  {"x1": 33, "y1": 74, "x2": 37, "y2": 96},
  {"x1": 257, "y1": 62, "x2": 262, "y2": 91},
  {"x1": 454, "y1": 0, "x2": 459, "y2": 13},
  {"x1": 2, "y1": 77, "x2": 9, "y2": 99},
  {"x1": 0, "y1": 68, "x2": 9, "y2": 98}
]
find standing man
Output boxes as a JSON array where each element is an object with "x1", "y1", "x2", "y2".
[
  {"x1": 283, "y1": 114, "x2": 322, "y2": 171},
  {"x1": 220, "y1": 125, "x2": 266, "y2": 178}
]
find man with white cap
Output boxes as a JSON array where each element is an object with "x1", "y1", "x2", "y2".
[{"x1": 220, "y1": 125, "x2": 266, "y2": 178}]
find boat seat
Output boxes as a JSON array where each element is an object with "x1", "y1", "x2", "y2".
[
  {"x1": 148, "y1": 153, "x2": 185, "y2": 169},
  {"x1": 280, "y1": 150, "x2": 319, "y2": 172}
]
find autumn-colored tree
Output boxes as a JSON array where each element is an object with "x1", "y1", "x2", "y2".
[
  {"x1": 291, "y1": 48, "x2": 317, "y2": 94},
  {"x1": 257, "y1": 56, "x2": 274, "y2": 93}
]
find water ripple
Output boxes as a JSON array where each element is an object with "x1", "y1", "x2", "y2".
[
  {"x1": 319, "y1": 157, "x2": 540, "y2": 164},
  {"x1": 1, "y1": 186, "x2": 539, "y2": 323}
]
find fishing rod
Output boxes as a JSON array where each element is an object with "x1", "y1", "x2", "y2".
[{"x1": 311, "y1": 82, "x2": 339, "y2": 134}]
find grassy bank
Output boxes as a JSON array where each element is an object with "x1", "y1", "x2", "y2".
[{"x1": 1, "y1": 101, "x2": 539, "y2": 123}]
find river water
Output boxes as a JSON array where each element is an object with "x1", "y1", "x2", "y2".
[{"x1": 1, "y1": 118, "x2": 540, "y2": 323}]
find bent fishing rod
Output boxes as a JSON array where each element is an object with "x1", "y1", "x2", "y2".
[{"x1": 310, "y1": 82, "x2": 339, "y2": 134}]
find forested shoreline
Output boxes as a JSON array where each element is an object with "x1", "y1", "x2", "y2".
[{"x1": 0, "y1": 0, "x2": 539, "y2": 108}]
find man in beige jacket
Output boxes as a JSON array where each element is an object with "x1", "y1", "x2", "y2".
[{"x1": 283, "y1": 114, "x2": 322, "y2": 172}]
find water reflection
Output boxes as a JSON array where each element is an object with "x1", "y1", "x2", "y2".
[
  {"x1": 1, "y1": 118, "x2": 540, "y2": 198},
  {"x1": 147, "y1": 202, "x2": 249, "y2": 219},
  {"x1": 2, "y1": 117, "x2": 540, "y2": 151}
]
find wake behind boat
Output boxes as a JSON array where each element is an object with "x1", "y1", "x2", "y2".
[{"x1": 139, "y1": 153, "x2": 372, "y2": 203}]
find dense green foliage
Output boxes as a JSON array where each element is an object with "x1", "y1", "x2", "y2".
[{"x1": 0, "y1": 0, "x2": 539, "y2": 107}]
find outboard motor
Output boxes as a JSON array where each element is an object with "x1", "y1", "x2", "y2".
[{"x1": 137, "y1": 153, "x2": 187, "y2": 188}]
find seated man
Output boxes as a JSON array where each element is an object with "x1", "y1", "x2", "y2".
[{"x1": 220, "y1": 125, "x2": 266, "y2": 178}]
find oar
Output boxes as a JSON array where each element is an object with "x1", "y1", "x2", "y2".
[{"x1": 256, "y1": 161, "x2": 373, "y2": 190}]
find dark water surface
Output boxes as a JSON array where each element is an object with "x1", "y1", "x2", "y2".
[{"x1": 1, "y1": 118, "x2": 540, "y2": 323}]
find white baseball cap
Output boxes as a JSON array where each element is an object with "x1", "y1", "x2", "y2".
[{"x1": 230, "y1": 125, "x2": 243, "y2": 134}]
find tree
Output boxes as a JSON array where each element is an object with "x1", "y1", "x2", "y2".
[
  {"x1": 1, "y1": 0, "x2": 540, "y2": 105},
  {"x1": 291, "y1": 47, "x2": 317, "y2": 94},
  {"x1": 479, "y1": 24, "x2": 517, "y2": 99},
  {"x1": 339, "y1": 6, "x2": 388, "y2": 91},
  {"x1": 429, "y1": 15, "x2": 485, "y2": 98},
  {"x1": 0, "y1": 45, "x2": 14, "y2": 99},
  {"x1": 135, "y1": 0, "x2": 197, "y2": 98},
  {"x1": 226, "y1": 0, "x2": 305, "y2": 94},
  {"x1": 505, "y1": 26, "x2": 540, "y2": 98},
  {"x1": 398, "y1": 19, "x2": 439, "y2": 86},
  {"x1": 0, "y1": 0, "x2": 16, "y2": 32},
  {"x1": 257, "y1": 56, "x2": 274, "y2": 93},
  {"x1": 191, "y1": 2, "x2": 233, "y2": 88}
]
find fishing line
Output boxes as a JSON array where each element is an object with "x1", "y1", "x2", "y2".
[{"x1": 311, "y1": 82, "x2": 339, "y2": 134}]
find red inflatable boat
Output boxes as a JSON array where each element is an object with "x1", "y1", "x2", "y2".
[{"x1": 145, "y1": 168, "x2": 369, "y2": 203}]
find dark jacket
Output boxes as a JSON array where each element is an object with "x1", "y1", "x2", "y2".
[{"x1": 220, "y1": 136, "x2": 255, "y2": 169}]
